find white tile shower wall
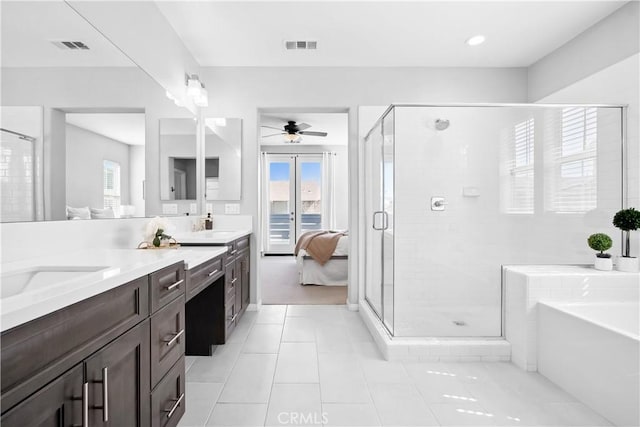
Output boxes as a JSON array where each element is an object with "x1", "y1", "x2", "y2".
[
  {"x1": 392, "y1": 106, "x2": 623, "y2": 338},
  {"x1": 504, "y1": 265, "x2": 639, "y2": 371},
  {"x1": 0, "y1": 215, "x2": 252, "y2": 264}
]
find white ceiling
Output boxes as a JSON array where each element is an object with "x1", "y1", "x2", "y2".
[
  {"x1": 260, "y1": 112, "x2": 348, "y2": 145},
  {"x1": 66, "y1": 113, "x2": 146, "y2": 145},
  {"x1": 156, "y1": 1, "x2": 626, "y2": 67},
  {"x1": 1, "y1": 0, "x2": 133, "y2": 67}
]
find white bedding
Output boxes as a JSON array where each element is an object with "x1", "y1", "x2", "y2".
[{"x1": 296, "y1": 235, "x2": 348, "y2": 286}]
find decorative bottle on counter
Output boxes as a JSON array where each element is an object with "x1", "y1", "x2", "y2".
[{"x1": 205, "y1": 213, "x2": 213, "y2": 230}]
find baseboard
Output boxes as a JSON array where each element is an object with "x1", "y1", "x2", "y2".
[
  {"x1": 346, "y1": 301, "x2": 359, "y2": 311},
  {"x1": 247, "y1": 301, "x2": 261, "y2": 311}
]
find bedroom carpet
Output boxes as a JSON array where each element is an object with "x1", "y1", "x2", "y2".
[{"x1": 260, "y1": 256, "x2": 347, "y2": 305}]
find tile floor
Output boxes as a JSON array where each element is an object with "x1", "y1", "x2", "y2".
[{"x1": 178, "y1": 305, "x2": 612, "y2": 427}]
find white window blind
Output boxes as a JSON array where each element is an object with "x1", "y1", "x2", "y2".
[
  {"x1": 103, "y1": 160, "x2": 121, "y2": 211},
  {"x1": 546, "y1": 107, "x2": 597, "y2": 213},
  {"x1": 507, "y1": 118, "x2": 535, "y2": 214}
]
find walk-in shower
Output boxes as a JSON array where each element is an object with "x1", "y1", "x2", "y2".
[{"x1": 364, "y1": 104, "x2": 625, "y2": 339}]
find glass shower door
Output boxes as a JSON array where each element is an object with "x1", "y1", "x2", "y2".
[{"x1": 365, "y1": 110, "x2": 394, "y2": 334}]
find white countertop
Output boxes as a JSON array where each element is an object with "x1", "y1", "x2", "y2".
[
  {"x1": 0, "y1": 247, "x2": 227, "y2": 332},
  {"x1": 504, "y1": 264, "x2": 640, "y2": 276},
  {"x1": 172, "y1": 229, "x2": 251, "y2": 245}
]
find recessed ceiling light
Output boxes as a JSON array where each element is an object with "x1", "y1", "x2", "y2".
[{"x1": 465, "y1": 35, "x2": 486, "y2": 46}]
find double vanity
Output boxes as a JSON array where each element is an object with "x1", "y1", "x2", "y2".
[{"x1": 0, "y1": 229, "x2": 251, "y2": 427}]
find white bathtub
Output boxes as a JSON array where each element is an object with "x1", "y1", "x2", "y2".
[{"x1": 538, "y1": 301, "x2": 639, "y2": 426}]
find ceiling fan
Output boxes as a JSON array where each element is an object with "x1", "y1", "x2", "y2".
[{"x1": 261, "y1": 120, "x2": 328, "y2": 143}]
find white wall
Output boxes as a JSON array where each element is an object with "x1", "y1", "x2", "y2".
[
  {"x1": 200, "y1": 66, "x2": 528, "y2": 305},
  {"x1": 66, "y1": 124, "x2": 131, "y2": 211},
  {"x1": 129, "y1": 145, "x2": 146, "y2": 217},
  {"x1": 528, "y1": 1, "x2": 639, "y2": 101}
]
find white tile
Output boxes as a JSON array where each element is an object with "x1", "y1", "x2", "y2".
[
  {"x1": 429, "y1": 402, "x2": 497, "y2": 426},
  {"x1": 206, "y1": 403, "x2": 268, "y2": 426},
  {"x1": 318, "y1": 354, "x2": 370, "y2": 403},
  {"x1": 361, "y1": 359, "x2": 411, "y2": 384},
  {"x1": 264, "y1": 384, "x2": 323, "y2": 426},
  {"x1": 226, "y1": 311, "x2": 257, "y2": 344},
  {"x1": 187, "y1": 344, "x2": 243, "y2": 383},
  {"x1": 255, "y1": 305, "x2": 287, "y2": 324},
  {"x1": 543, "y1": 402, "x2": 613, "y2": 426},
  {"x1": 274, "y1": 342, "x2": 319, "y2": 383},
  {"x1": 178, "y1": 382, "x2": 224, "y2": 427},
  {"x1": 185, "y1": 355, "x2": 197, "y2": 373},
  {"x1": 242, "y1": 324, "x2": 283, "y2": 354},
  {"x1": 322, "y1": 403, "x2": 381, "y2": 427},
  {"x1": 315, "y1": 324, "x2": 354, "y2": 354},
  {"x1": 218, "y1": 354, "x2": 277, "y2": 403},
  {"x1": 282, "y1": 317, "x2": 317, "y2": 342},
  {"x1": 369, "y1": 383, "x2": 439, "y2": 426}
]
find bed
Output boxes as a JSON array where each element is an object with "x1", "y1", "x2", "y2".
[{"x1": 295, "y1": 232, "x2": 348, "y2": 286}]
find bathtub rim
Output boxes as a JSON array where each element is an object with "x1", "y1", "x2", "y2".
[{"x1": 538, "y1": 300, "x2": 639, "y2": 341}]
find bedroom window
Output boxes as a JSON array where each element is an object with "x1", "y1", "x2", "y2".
[
  {"x1": 103, "y1": 159, "x2": 121, "y2": 211},
  {"x1": 545, "y1": 107, "x2": 597, "y2": 213}
]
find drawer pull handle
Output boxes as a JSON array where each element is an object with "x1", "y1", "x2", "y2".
[
  {"x1": 82, "y1": 382, "x2": 89, "y2": 427},
  {"x1": 229, "y1": 249, "x2": 237, "y2": 255},
  {"x1": 231, "y1": 278, "x2": 237, "y2": 284},
  {"x1": 228, "y1": 313, "x2": 238, "y2": 322},
  {"x1": 208, "y1": 269, "x2": 219, "y2": 277},
  {"x1": 165, "y1": 279, "x2": 183, "y2": 291},
  {"x1": 94, "y1": 367, "x2": 109, "y2": 421},
  {"x1": 164, "y1": 393, "x2": 185, "y2": 419},
  {"x1": 164, "y1": 329, "x2": 185, "y2": 347}
]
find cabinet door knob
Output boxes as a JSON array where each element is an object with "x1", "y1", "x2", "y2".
[{"x1": 164, "y1": 393, "x2": 185, "y2": 419}]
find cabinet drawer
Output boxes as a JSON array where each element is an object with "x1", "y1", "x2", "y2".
[
  {"x1": 186, "y1": 256, "x2": 223, "y2": 301},
  {"x1": 150, "y1": 262, "x2": 185, "y2": 313},
  {"x1": 236, "y1": 236, "x2": 250, "y2": 252},
  {"x1": 151, "y1": 358, "x2": 185, "y2": 427},
  {"x1": 151, "y1": 297, "x2": 185, "y2": 388},
  {"x1": 1, "y1": 276, "x2": 149, "y2": 410},
  {"x1": 224, "y1": 261, "x2": 238, "y2": 297},
  {"x1": 225, "y1": 300, "x2": 237, "y2": 337}
]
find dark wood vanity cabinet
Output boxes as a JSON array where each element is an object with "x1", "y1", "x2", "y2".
[{"x1": 0, "y1": 262, "x2": 187, "y2": 427}]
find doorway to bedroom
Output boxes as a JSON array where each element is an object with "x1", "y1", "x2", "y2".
[{"x1": 259, "y1": 110, "x2": 349, "y2": 305}]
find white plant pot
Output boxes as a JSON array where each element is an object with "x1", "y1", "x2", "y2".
[
  {"x1": 616, "y1": 256, "x2": 639, "y2": 273},
  {"x1": 594, "y1": 257, "x2": 613, "y2": 271}
]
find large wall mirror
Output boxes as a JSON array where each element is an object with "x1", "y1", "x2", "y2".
[
  {"x1": 205, "y1": 118, "x2": 242, "y2": 201},
  {"x1": 160, "y1": 118, "x2": 197, "y2": 201},
  {"x1": 0, "y1": 1, "x2": 190, "y2": 222}
]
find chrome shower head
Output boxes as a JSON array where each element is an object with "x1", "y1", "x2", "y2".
[{"x1": 435, "y1": 119, "x2": 450, "y2": 131}]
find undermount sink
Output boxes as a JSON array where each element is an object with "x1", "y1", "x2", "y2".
[{"x1": 1, "y1": 266, "x2": 109, "y2": 299}]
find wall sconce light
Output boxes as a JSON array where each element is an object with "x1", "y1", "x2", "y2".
[{"x1": 186, "y1": 74, "x2": 209, "y2": 107}]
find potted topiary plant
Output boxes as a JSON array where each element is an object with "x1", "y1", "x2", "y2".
[
  {"x1": 588, "y1": 233, "x2": 613, "y2": 271},
  {"x1": 613, "y1": 207, "x2": 640, "y2": 272}
]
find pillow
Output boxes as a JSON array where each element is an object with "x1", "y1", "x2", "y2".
[
  {"x1": 66, "y1": 206, "x2": 90, "y2": 220},
  {"x1": 90, "y1": 207, "x2": 115, "y2": 219}
]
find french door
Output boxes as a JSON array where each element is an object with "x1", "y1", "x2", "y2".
[{"x1": 263, "y1": 154, "x2": 324, "y2": 254}]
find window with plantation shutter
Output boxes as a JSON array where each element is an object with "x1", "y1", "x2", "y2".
[
  {"x1": 103, "y1": 160, "x2": 121, "y2": 211},
  {"x1": 545, "y1": 107, "x2": 597, "y2": 213},
  {"x1": 505, "y1": 118, "x2": 535, "y2": 214}
]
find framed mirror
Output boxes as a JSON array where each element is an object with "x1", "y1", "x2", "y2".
[
  {"x1": 204, "y1": 118, "x2": 242, "y2": 201},
  {"x1": 159, "y1": 118, "x2": 197, "y2": 201}
]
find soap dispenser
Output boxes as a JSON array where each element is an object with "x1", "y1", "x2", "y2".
[{"x1": 205, "y1": 213, "x2": 213, "y2": 230}]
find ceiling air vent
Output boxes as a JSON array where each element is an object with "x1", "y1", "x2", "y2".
[
  {"x1": 285, "y1": 40, "x2": 317, "y2": 50},
  {"x1": 51, "y1": 41, "x2": 90, "y2": 50}
]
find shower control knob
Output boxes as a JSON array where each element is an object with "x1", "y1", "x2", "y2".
[{"x1": 431, "y1": 197, "x2": 448, "y2": 211}]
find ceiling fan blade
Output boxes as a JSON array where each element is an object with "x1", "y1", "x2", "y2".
[
  {"x1": 298, "y1": 131, "x2": 327, "y2": 137},
  {"x1": 262, "y1": 132, "x2": 285, "y2": 137},
  {"x1": 260, "y1": 125, "x2": 284, "y2": 131},
  {"x1": 296, "y1": 122, "x2": 311, "y2": 131}
]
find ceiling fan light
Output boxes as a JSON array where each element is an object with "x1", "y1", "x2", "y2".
[{"x1": 284, "y1": 133, "x2": 300, "y2": 143}]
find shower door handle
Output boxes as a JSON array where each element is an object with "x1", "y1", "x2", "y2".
[{"x1": 372, "y1": 211, "x2": 385, "y2": 230}]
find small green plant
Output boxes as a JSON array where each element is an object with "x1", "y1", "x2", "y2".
[
  {"x1": 588, "y1": 233, "x2": 612, "y2": 258},
  {"x1": 613, "y1": 208, "x2": 640, "y2": 257}
]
